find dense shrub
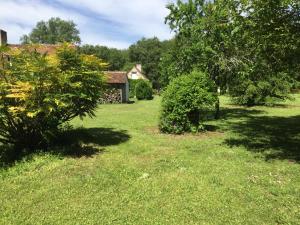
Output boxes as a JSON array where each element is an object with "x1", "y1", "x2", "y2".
[
  {"x1": 128, "y1": 79, "x2": 139, "y2": 98},
  {"x1": 135, "y1": 80, "x2": 153, "y2": 100},
  {"x1": 229, "y1": 70, "x2": 293, "y2": 106},
  {"x1": 159, "y1": 71, "x2": 218, "y2": 134},
  {"x1": 0, "y1": 44, "x2": 106, "y2": 151}
]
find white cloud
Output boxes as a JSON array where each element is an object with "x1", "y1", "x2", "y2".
[
  {"x1": 57, "y1": 0, "x2": 174, "y2": 39},
  {"x1": 0, "y1": 0, "x2": 174, "y2": 48}
]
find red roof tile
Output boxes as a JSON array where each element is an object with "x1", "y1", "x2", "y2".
[
  {"x1": 105, "y1": 71, "x2": 128, "y2": 84},
  {"x1": 8, "y1": 44, "x2": 75, "y2": 55}
]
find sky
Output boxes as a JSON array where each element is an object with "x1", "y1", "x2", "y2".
[{"x1": 0, "y1": 0, "x2": 175, "y2": 49}]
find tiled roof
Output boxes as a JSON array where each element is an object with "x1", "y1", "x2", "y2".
[
  {"x1": 105, "y1": 71, "x2": 128, "y2": 84},
  {"x1": 8, "y1": 44, "x2": 75, "y2": 55}
]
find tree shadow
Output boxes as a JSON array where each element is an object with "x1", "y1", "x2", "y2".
[
  {"x1": 127, "y1": 100, "x2": 136, "y2": 104},
  {"x1": 224, "y1": 115, "x2": 300, "y2": 162},
  {"x1": 203, "y1": 124, "x2": 220, "y2": 132},
  {"x1": 220, "y1": 107, "x2": 264, "y2": 120},
  {"x1": 0, "y1": 128, "x2": 131, "y2": 167}
]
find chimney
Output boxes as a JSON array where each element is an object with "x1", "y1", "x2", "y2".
[
  {"x1": 0, "y1": 30, "x2": 7, "y2": 46},
  {"x1": 136, "y1": 64, "x2": 142, "y2": 72}
]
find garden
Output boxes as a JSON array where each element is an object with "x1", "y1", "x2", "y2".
[
  {"x1": 1, "y1": 0, "x2": 300, "y2": 224},
  {"x1": 1, "y1": 94, "x2": 300, "y2": 224}
]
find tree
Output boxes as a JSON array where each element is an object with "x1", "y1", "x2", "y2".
[
  {"x1": 20, "y1": 17, "x2": 81, "y2": 44},
  {"x1": 129, "y1": 37, "x2": 163, "y2": 88},
  {"x1": 229, "y1": 0, "x2": 300, "y2": 105},
  {"x1": 159, "y1": 39, "x2": 179, "y2": 88},
  {"x1": 0, "y1": 44, "x2": 105, "y2": 151},
  {"x1": 164, "y1": 0, "x2": 300, "y2": 105},
  {"x1": 79, "y1": 45, "x2": 129, "y2": 71}
]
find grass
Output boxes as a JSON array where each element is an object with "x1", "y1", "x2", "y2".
[{"x1": 1, "y1": 95, "x2": 300, "y2": 225}]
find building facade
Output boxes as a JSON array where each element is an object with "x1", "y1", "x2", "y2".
[{"x1": 127, "y1": 64, "x2": 148, "y2": 80}]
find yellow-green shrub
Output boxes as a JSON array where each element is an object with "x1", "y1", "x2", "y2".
[{"x1": 0, "y1": 44, "x2": 106, "y2": 151}]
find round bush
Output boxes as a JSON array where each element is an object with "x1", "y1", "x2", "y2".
[
  {"x1": 135, "y1": 80, "x2": 153, "y2": 100},
  {"x1": 128, "y1": 79, "x2": 139, "y2": 98},
  {"x1": 159, "y1": 71, "x2": 218, "y2": 134}
]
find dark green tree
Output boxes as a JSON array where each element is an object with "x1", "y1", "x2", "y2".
[
  {"x1": 20, "y1": 17, "x2": 81, "y2": 44},
  {"x1": 129, "y1": 37, "x2": 163, "y2": 88},
  {"x1": 79, "y1": 45, "x2": 129, "y2": 71},
  {"x1": 164, "y1": 0, "x2": 300, "y2": 105},
  {"x1": 229, "y1": 0, "x2": 300, "y2": 105}
]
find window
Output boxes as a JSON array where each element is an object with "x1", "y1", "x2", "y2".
[{"x1": 131, "y1": 72, "x2": 138, "y2": 79}]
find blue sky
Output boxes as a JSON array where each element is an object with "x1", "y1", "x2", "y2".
[{"x1": 0, "y1": 0, "x2": 175, "y2": 49}]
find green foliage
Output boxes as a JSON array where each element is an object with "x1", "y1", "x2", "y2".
[
  {"x1": 164, "y1": 0, "x2": 300, "y2": 106},
  {"x1": 160, "y1": 71, "x2": 218, "y2": 134},
  {"x1": 135, "y1": 80, "x2": 153, "y2": 100},
  {"x1": 159, "y1": 39, "x2": 178, "y2": 88},
  {"x1": 79, "y1": 45, "x2": 129, "y2": 71},
  {"x1": 0, "y1": 44, "x2": 105, "y2": 151},
  {"x1": 1, "y1": 95, "x2": 300, "y2": 224},
  {"x1": 128, "y1": 79, "x2": 139, "y2": 98},
  {"x1": 230, "y1": 71, "x2": 293, "y2": 106},
  {"x1": 20, "y1": 17, "x2": 81, "y2": 44},
  {"x1": 79, "y1": 38, "x2": 175, "y2": 89},
  {"x1": 129, "y1": 38, "x2": 173, "y2": 89}
]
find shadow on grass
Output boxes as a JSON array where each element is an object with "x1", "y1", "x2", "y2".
[
  {"x1": 225, "y1": 115, "x2": 300, "y2": 162},
  {"x1": 127, "y1": 100, "x2": 135, "y2": 104},
  {"x1": 203, "y1": 124, "x2": 220, "y2": 132},
  {"x1": 220, "y1": 107, "x2": 264, "y2": 120},
  {"x1": 51, "y1": 127, "x2": 131, "y2": 157},
  {"x1": 0, "y1": 128, "x2": 131, "y2": 167}
]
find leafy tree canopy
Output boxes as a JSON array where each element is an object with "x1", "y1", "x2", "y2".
[
  {"x1": 163, "y1": 0, "x2": 300, "y2": 105},
  {"x1": 20, "y1": 17, "x2": 81, "y2": 44},
  {"x1": 79, "y1": 45, "x2": 129, "y2": 71}
]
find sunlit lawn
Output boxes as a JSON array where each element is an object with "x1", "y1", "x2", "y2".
[{"x1": 1, "y1": 95, "x2": 300, "y2": 225}]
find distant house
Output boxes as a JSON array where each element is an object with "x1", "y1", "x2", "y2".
[
  {"x1": 127, "y1": 64, "x2": 148, "y2": 80},
  {"x1": 105, "y1": 71, "x2": 129, "y2": 103}
]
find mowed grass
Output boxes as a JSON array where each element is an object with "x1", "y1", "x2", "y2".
[{"x1": 1, "y1": 95, "x2": 300, "y2": 225}]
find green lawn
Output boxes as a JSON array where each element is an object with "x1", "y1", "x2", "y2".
[{"x1": 1, "y1": 95, "x2": 300, "y2": 225}]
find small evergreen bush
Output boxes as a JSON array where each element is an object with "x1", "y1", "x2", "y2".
[
  {"x1": 159, "y1": 71, "x2": 218, "y2": 134},
  {"x1": 128, "y1": 79, "x2": 139, "y2": 98},
  {"x1": 135, "y1": 80, "x2": 153, "y2": 100}
]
